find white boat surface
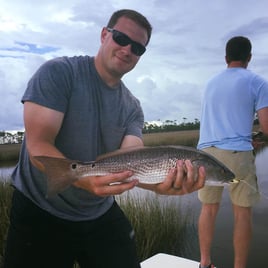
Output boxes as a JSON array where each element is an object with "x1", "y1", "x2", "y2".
[{"x1": 141, "y1": 253, "x2": 199, "y2": 268}]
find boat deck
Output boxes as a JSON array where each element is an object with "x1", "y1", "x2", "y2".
[{"x1": 141, "y1": 253, "x2": 199, "y2": 268}]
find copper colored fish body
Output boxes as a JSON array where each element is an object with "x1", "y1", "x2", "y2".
[{"x1": 35, "y1": 145, "x2": 237, "y2": 196}]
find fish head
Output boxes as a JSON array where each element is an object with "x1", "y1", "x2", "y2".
[{"x1": 191, "y1": 155, "x2": 237, "y2": 186}]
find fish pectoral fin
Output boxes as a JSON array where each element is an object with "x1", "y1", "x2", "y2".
[{"x1": 45, "y1": 173, "x2": 78, "y2": 198}]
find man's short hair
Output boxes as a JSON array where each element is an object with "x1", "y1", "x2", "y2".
[
  {"x1": 107, "y1": 9, "x2": 152, "y2": 46},
  {"x1": 226, "y1": 36, "x2": 252, "y2": 62}
]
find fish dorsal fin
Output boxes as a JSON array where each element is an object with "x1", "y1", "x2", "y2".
[{"x1": 96, "y1": 146, "x2": 147, "y2": 161}]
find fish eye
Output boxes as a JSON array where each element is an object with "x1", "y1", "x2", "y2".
[{"x1": 71, "y1": 163, "x2": 77, "y2": 170}]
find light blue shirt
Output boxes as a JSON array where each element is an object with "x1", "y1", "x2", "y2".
[{"x1": 198, "y1": 67, "x2": 268, "y2": 151}]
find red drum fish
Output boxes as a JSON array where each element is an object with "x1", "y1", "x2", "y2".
[{"x1": 35, "y1": 145, "x2": 238, "y2": 196}]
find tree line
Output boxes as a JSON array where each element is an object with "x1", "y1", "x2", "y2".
[
  {"x1": 0, "y1": 117, "x2": 260, "y2": 144},
  {"x1": 143, "y1": 119, "x2": 200, "y2": 133}
]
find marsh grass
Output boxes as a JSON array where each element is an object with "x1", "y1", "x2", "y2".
[
  {"x1": 0, "y1": 179, "x2": 13, "y2": 267},
  {"x1": 116, "y1": 192, "x2": 195, "y2": 261},
  {"x1": 0, "y1": 144, "x2": 21, "y2": 161},
  {"x1": 143, "y1": 130, "x2": 199, "y2": 147}
]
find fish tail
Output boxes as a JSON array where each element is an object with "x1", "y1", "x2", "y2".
[{"x1": 34, "y1": 156, "x2": 79, "y2": 197}]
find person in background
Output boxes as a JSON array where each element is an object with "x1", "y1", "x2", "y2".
[
  {"x1": 4, "y1": 9, "x2": 205, "y2": 268},
  {"x1": 197, "y1": 36, "x2": 268, "y2": 268}
]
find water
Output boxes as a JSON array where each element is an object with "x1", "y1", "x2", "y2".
[
  {"x1": 1, "y1": 149, "x2": 268, "y2": 267},
  {"x1": 255, "y1": 147, "x2": 268, "y2": 197}
]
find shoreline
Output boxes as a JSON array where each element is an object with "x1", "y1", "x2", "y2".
[{"x1": 0, "y1": 144, "x2": 21, "y2": 161}]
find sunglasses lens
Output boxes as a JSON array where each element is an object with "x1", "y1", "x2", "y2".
[
  {"x1": 132, "y1": 43, "x2": 146, "y2": 56},
  {"x1": 113, "y1": 31, "x2": 130, "y2": 46},
  {"x1": 112, "y1": 30, "x2": 146, "y2": 56}
]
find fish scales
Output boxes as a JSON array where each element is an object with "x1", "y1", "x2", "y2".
[
  {"x1": 81, "y1": 147, "x2": 179, "y2": 183},
  {"x1": 35, "y1": 145, "x2": 237, "y2": 196}
]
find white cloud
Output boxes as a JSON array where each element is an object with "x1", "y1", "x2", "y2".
[{"x1": 1, "y1": 0, "x2": 268, "y2": 130}]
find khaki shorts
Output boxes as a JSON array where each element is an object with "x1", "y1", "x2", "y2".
[{"x1": 198, "y1": 147, "x2": 260, "y2": 207}]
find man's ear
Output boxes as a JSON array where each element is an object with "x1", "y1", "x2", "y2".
[{"x1": 101, "y1": 27, "x2": 108, "y2": 43}]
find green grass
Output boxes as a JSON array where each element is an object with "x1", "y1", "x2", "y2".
[
  {"x1": 0, "y1": 180, "x2": 13, "y2": 267},
  {"x1": 116, "y1": 192, "x2": 195, "y2": 261}
]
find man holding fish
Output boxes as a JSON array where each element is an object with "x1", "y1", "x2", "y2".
[{"x1": 4, "y1": 9, "x2": 206, "y2": 268}]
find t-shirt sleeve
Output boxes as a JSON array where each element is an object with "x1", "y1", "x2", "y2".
[
  {"x1": 22, "y1": 57, "x2": 73, "y2": 113},
  {"x1": 125, "y1": 98, "x2": 144, "y2": 139}
]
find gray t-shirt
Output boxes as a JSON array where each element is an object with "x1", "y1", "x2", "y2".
[{"x1": 12, "y1": 56, "x2": 144, "y2": 221}]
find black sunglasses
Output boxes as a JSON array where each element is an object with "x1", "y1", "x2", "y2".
[{"x1": 107, "y1": 27, "x2": 146, "y2": 56}]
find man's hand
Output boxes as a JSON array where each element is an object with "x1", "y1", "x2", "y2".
[
  {"x1": 138, "y1": 159, "x2": 206, "y2": 195},
  {"x1": 73, "y1": 171, "x2": 138, "y2": 196}
]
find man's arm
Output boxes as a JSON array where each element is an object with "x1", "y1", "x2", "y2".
[
  {"x1": 24, "y1": 102, "x2": 139, "y2": 195},
  {"x1": 26, "y1": 105, "x2": 204, "y2": 197},
  {"x1": 120, "y1": 134, "x2": 144, "y2": 148},
  {"x1": 24, "y1": 101, "x2": 65, "y2": 171},
  {"x1": 258, "y1": 107, "x2": 268, "y2": 135}
]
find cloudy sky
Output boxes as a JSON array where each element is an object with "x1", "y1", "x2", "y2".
[{"x1": 1, "y1": 0, "x2": 268, "y2": 131}]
